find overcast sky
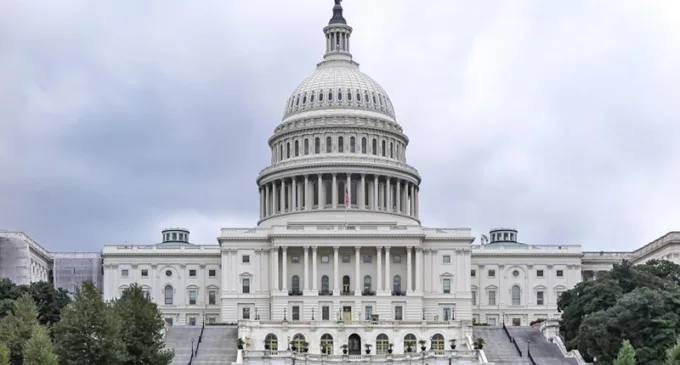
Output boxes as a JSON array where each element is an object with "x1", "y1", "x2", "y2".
[{"x1": 1, "y1": 0, "x2": 679, "y2": 252}]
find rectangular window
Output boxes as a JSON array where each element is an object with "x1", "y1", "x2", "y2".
[
  {"x1": 209, "y1": 269, "x2": 216, "y2": 277},
  {"x1": 208, "y1": 317, "x2": 216, "y2": 324},
  {"x1": 443, "y1": 307, "x2": 454, "y2": 321},
  {"x1": 141, "y1": 269, "x2": 148, "y2": 277},
  {"x1": 189, "y1": 317, "x2": 196, "y2": 326},
  {"x1": 393, "y1": 255, "x2": 401, "y2": 263},
  {"x1": 322, "y1": 306, "x2": 330, "y2": 321},
  {"x1": 189, "y1": 269, "x2": 197, "y2": 277},
  {"x1": 321, "y1": 255, "x2": 330, "y2": 263},
  {"x1": 142, "y1": 289, "x2": 150, "y2": 298},
  {"x1": 443, "y1": 255, "x2": 451, "y2": 264},
  {"x1": 208, "y1": 290, "x2": 216, "y2": 305},
  {"x1": 488, "y1": 317, "x2": 497, "y2": 326},
  {"x1": 121, "y1": 269, "x2": 129, "y2": 277},
  {"x1": 342, "y1": 254, "x2": 350, "y2": 263},
  {"x1": 488, "y1": 290, "x2": 497, "y2": 305},
  {"x1": 292, "y1": 306, "x2": 300, "y2": 321},
  {"x1": 243, "y1": 308, "x2": 250, "y2": 320},
  {"x1": 165, "y1": 289, "x2": 173, "y2": 305},
  {"x1": 471, "y1": 269, "x2": 476, "y2": 277},
  {"x1": 365, "y1": 306, "x2": 373, "y2": 320},
  {"x1": 242, "y1": 255, "x2": 250, "y2": 263},
  {"x1": 537, "y1": 269, "x2": 544, "y2": 277},
  {"x1": 394, "y1": 306, "x2": 403, "y2": 321},
  {"x1": 242, "y1": 278, "x2": 250, "y2": 293},
  {"x1": 363, "y1": 255, "x2": 372, "y2": 263},
  {"x1": 488, "y1": 269, "x2": 496, "y2": 277},
  {"x1": 443, "y1": 279, "x2": 451, "y2": 293},
  {"x1": 556, "y1": 270, "x2": 564, "y2": 277},
  {"x1": 189, "y1": 290, "x2": 197, "y2": 305},
  {"x1": 537, "y1": 291, "x2": 544, "y2": 305},
  {"x1": 472, "y1": 290, "x2": 477, "y2": 305}
]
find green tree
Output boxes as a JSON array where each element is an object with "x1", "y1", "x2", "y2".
[
  {"x1": 22, "y1": 325, "x2": 57, "y2": 365},
  {"x1": 0, "y1": 294, "x2": 39, "y2": 365},
  {"x1": 53, "y1": 281, "x2": 126, "y2": 365},
  {"x1": 0, "y1": 343, "x2": 9, "y2": 365},
  {"x1": 0, "y1": 278, "x2": 70, "y2": 326},
  {"x1": 614, "y1": 340, "x2": 637, "y2": 365},
  {"x1": 667, "y1": 338, "x2": 680, "y2": 365}
]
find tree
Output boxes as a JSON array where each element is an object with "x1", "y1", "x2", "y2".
[
  {"x1": 0, "y1": 294, "x2": 39, "y2": 365},
  {"x1": 0, "y1": 343, "x2": 9, "y2": 365},
  {"x1": 22, "y1": 325, "x2": 57, "y2": 365},
  {"x1": 53, "y1": 281, "x2": 126, "y2": 365},
  {"x1": 0, "y1": 279, "x2": 70, "y2": 326},
  {"x1": 667, "y1": 338, "x2": 680, "y2": 365},
  {"x1": 113, "y1": 284, "x2": 173, "y2": 365},
  {"x1": 614, "y1": 340, "x2": 637, "y2": 365}
]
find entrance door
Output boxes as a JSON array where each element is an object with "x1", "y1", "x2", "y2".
[
  {"x1": 512, "y1": 318, "x2": 521, "y2": 326},
  {"x1": 348, "y1": 334, "x2": 361, "y2": 355},
  {"x1": 343, "y1": 306, "x2": 352, "y2": 322}
]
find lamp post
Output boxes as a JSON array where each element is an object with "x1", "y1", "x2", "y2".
[
  {"x1": 311, "y1": 308, "x2": 315, "y2": 320},
  {"x1": 255, "y1": 307, "x2": 259, "y2": 320},
  {"x1": 287, "y1": 336, "x2": 291, "y2": 351},
  {"x1": 284, "y1": 308, "x2": 287, "y2": 321},
  {"x1": 191, "y1": 338, "x2": 195, "y2": 356}
]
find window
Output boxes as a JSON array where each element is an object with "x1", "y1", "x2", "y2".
[
  {"x1": 390, "y1": 142, "x2": 394, "y2": 158},
  {"x1": 141, "y1": 269, "x2": 148, "y2": 277},
  {"x1": 363, "y1": 255, "x2": 372, "y2": 263},
  {"x1": 321, "y1": 334, "x2": 334, "y2": 355},
  {"x1": 265, "y1": 334, "x2": 278, "y2": 351},
  {"x1": 350, "y1": 137, "x2": 356, "y2": 152},
  {"x1": 488, "y1": 269, "x2": 496, "y2": 277},
  {"x1": 292, "y1": 275, "x2": 300, "y2": 293},
  {"x1": 488, "y1": 290, "x2": 497, "y2": 305},
  {"x1": 291, "y1": 255, "x2": 300, "y2": 263},
  {"x1": 326, "y1": 136, "x2": 332, "y2": 153},
  {"x1": 381, "y1": 140, "x2": 386, "y2": 156},
  {"x1": 338, "y1": 136, "x2": 344, "y2": 152},
  {"x1": 142, "y1": 288, "x2": 150, "y2": 298},
  {"x1": 393, "y1": 275, "x2": 402, "y2": 292},
  {"x1": 394, "y1": 306, "x2": 403, "y2": 320},
  {"x1": 471, "y1": 269, "x2": 476, "y2": 277},
  {"x1": 511, "y1": 285, "x2": 521, "y2": 305},
  {"x1": 322, "y1": 306, "x2": 330, "y2": 320},
  {"x1": 357, "y1": 92, "x2": 361, "y2": 102},
  {"x1": 342, "y1": 275, "x2": 350, "y2": 293},
  {"x1": 319, "y1": 91, "x2": 324, "y2": 102},
  {"x1": 304, "y1": 139, "x2": 309, "y2": 155},
  {"x1": 243, "y1": 307, "x2": 250, "y2": 320},
  {"x1": 443, "y1": 255, "x2": 451, "y2": 264},
  {"x1": 188, "y1": 289, "x2": 197, "y2": 305},
  {"x1": 365, "y1": 306, "x2": 373, "y2": 320},
  {"x1": 488, "y1": 317, "x2": 497, "y2": 326},
  {"x1": 342, "y1": 254, "x2": 350, "y2": 263},
  {"x1": 537, "y1": 291, "x2": 544, "y2": 305},
  {"x1": 310, "y1": 92, "x2": 315, "y2": 103},
  {"x1": 321, "y1": 275, "x2": 330, "y2": 293},
  {"x1": 537, "y1": 269, "x2": 544, "y2": 277},
  {"x1": 208, "y1": 317, "x2": 216, "y2": 324},
  {"x1": 189, "y1": 269, "x2": 196, "y2": 277},
  {"x1": 472, "y1": 290, "x2": 477, "y2": 305},
  {"x1": 189, "y1": 317, "x2": 196, "y2": 326},
  {"x1": 404, "y1": 334, "x2": 417, "y2": 352},
  {"x1": 376, "y1": 334, "x2": 389, "y2": 355},
  {"x1": 164, "y1": 285, "x2": 173, "y2": 305},
  {"x1": 512, "y1": 318, "x2": 521, "y2": 326},
  {"x1": 393, "y1": 255, "x2": 401, "y2": 263},
  {"x1": 209, "y1": 269, "x2": 216, "y2": 277},
  {"x1": 315, "y1": 137, "x2": 320, "y2": 153},
  {"x1": 363, "y1": 275, "x2": 372, "y2": 292},
  {"x1": 557, "y1": 270, "x2": 564, "y2": 277},
  {"x1": 242, "y1": 255, "x2": 250, "y2": 263},
  {"x1": 286, "y1": 142, "x2": 290, "y2": 158},
  {"x1": 292, "y1": 306, "x2": 300, "y2": 321},
  {"x1": 294, "y1": 140, "x2": 299, "y2": 156},
  {"x1": 208, "y1": 290, "x2": 216, "y2": 305},
  {"x1": 371, "y1": 139, "x2": 377, "y2": 155},
  {"x1": 321, "y1": 255, "x2": 329, "y2": 263},
  {"x1": 121, "y1": 269, "x2": 129, "y2": 277},
  {"x1": 512, "y1": 270, "x2": 519, "y2": 277},
  {"x1": 432, "y1": 333, "x2": 445, "y2": 351},
  {"x1": 328, "y1": 91, "x2": 333, "y2": 101},
  {"x1": 443, "y1": 279, "x2": 451, "y2": 293},
  {"x1": 361, "y1": 137, "x2": 367, "y2": 153},
  {"x1": 556, "y1": 290, "x2": 565, "y2": 299},
  {"x1": 242, "y1": 278, "x2": 250, "y2": 293}
]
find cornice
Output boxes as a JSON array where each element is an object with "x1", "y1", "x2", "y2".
[
  {"x1": 272, "y1": 115, "x2": 407, "y2": 143},
  {"x1": 103, "y1": 252, "x2": 220, "y2": 257},
  {"x1": 471, "y1": 252, "x2": 583, "y2": 258},
  {"x1": 269, "y1": 122, "x2": 409, "y2": 146}
]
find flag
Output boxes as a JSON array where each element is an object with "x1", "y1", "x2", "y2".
[{"x1": 344, "y1": 186, "x2": 350, "y2": 208}]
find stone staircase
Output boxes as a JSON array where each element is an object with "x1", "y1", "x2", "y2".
[
  {"x1": 473, "y1": 327, "x2": 532, "y2": 365},
  {"x1": 507, "y1": 327, "x2": 579, "y2": 365},
  {"x1": 192, "y1": 326, "x2": 239, "y2": 365},
  {"x1": 165, "y1": 326, "x2": 203, "y2": 365}
]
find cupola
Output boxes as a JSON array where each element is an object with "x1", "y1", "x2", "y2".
[
  {"x1": 489, "y1": 228, "x2": 518, "y2": 243},
  {"x1": 161, "y1": 228, "x2": 190, "y2": 244}
]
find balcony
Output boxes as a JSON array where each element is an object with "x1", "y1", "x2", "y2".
[
  {"x1": 391, "y1": 290, "x2": 406, "y2": 296},
  {"x1": 319, "y1": 291, "x2": 333, "y2": 296},
  {"x1": 288, "y1": 290, "x2": 303, "y2": 296},
  {"x1": 361, "y1": 290, "x2": 375, "y2": 296},
  {"x1": 340, "y1": 290, "x2": 353, "y2": 296}
]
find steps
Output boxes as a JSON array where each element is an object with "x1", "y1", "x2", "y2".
[
  {"x1": 507, "y1": 327, "x2": 578, "y2": 365},
  {"x1": 473, "y1": 327, "x2": 532, "y2": 365},
  {"x1": 192, "y1": 326, "x2": 239, "y2": 365},
  {"x1": 164, "y1": 326, "x2": 203, "y2": 365}
]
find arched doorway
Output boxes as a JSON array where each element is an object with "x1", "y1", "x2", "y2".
[
  {"x1": 348, "y1": 333, "x2": 361, "y2": 355},
  {"x1": 342, "y1": 275, "x2": 351, "y2": 294}
]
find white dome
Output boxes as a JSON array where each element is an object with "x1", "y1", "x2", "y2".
[{"x1": 282, "y1": 65, "x2": 397, "y2": 121}]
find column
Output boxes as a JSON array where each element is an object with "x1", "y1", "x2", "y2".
[
  {"x1": 406, "y1": 247, "x2": 413, "y2": 292},
  {"x1": 271, "y1": 248, "x2": 279, "y2": 291},
  {"x1": 373, "y1": 175, "x2": 379, "y2": 210},
  {"x1": 303, "y1": 246, "x2": 310, "y2": 291},
  {"x1": 415, "y1": 186, "x2": 419, "y2": 218},
  {"x1": 384, "y1": 247, "x2": 391, "y2": 292},
  {"x1": 415, "y1": 248, "x2": 422, "y2": 292},
  {"x1": 281, "y1": 247, "x2": 288, "y2": 291},
  {"x1": 386, "y1": 178, "x2": 391, "y2": 212},
  {"x1": 333, "y1": 246, "x2": 340, "y2": 293},
  {"x1": 431, "y1": 249, "x2": 437, "y2": 293},
  {"x1": 354, "y1": 246, "x2": 361, "y2": 295},
  {"x1": 332, "y1": 173, "x2": 338, "y2": 209},
  {"x1": 259, "y1": 188, "x2": 263, "y2": 219},
  {"x1": 312, "y1": 246, "x2": 318, "y2": 291},
  {"x1": 396, "y1": 180, "x2": 401, "y2": 213},
  {"x1": 360, "y1": 174, "x2": 366, "y2": 209},
  {"x1": 279, "y1": 180, "x2": 285, "y2": 213},
  {"x1": 265, "y1": 184, "x2": 271, "y2": 216},
  {"x1": 231, "y1": 249, "x2": 237, "y2": 294},
  {"x1": 304, "y1": 175, "x2": 310, "y2": 211},
  {"x1": 292, "y1": 177, "x2": 297, "y2": 212},
  {"x1": 409, "y1": 184, "x2": 415, "y2": 216},
  {"x1": 376, "y1": 246, "x2": 383, "y2": 292},
  {"x1": 254, "y1": 251, "x2": 260, "y2": 293},
  {"x1": 317, "y1": 174, "x2": 323, "y2": 209},
  {"x1": 272, "y1": 181, "x2": 278, "y2": 214},
  {"x1": 346, "y1": 173, "x2": 351, "y2": 206}
]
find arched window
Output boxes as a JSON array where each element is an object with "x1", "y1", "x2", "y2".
[
  {"x1": 310, "y1": 92, "x2": 315, "y2": 103},
  {"x1": 372, "y1": 139, "x2": 377, "y2": 155},
  {"x1": 376, "y1": 334, "x2": 390, "y2": 355},
  {"x1": 390, "y1": 142, "x2": 394, "y2": 158},
  {"x1": 363, "y1": 275, "x2": 372, "y2": 293},
  {"x1": 315, "y1": 138, "x2": 321, "y2": 154},
  {"x1": 361, "y1": 137, "x2": 367, "y2": 154},
  {"x1": 265, "y1": 333, "x2": 278, "y2": 351},
  {"x1": 279, "y1": 144, "x2": 283, "y2": 161},
  {"x1": 350, "y1": 137, "x2": 356, "y2": 153},
  {"x1": 342, "y1": 275, "x2": 350, "y2": 293},
  {"x1": 337, "y1": 89, "x2": 342, "y2": 101},
  {"x1": 304, "y1": 139, "x2": 309, "y2": 155},
  {"x1": 302, "y1": 95, "x2": 307, "y2": 104},
  {"x1": 365, "y1": 91, "x2": 369, "y2": 103},
  {"x1": 511, "y1": 285, "x2": 521, "y2": 306},
  {"x1": 292, "y1": 275, "x2": 300, "y2": 293},
  {"x1": 291, "y1": 333, "x2": 306, "y2": 352},
  {"x1": 326, "y1": 136, "x2": 332, "y2": 153},
  {"x1": 295, "y1": 95, "x2": 300, "y2": 106},
  {"x1": 328, "y1": 91, "x2": 333, "y2": 101},
  {"x1": 321, "y1": 333, "x2": 334, "y2": 355},
  {"x1": 404, "y1": 334, "x2": 417, "y2": 353},
  {"x1": 347, "y1": 90, "x2": 352, "y2": 101},
  {"x1": 321, "y1": 275, "x2": 330, "y2": 293},
  {"x1": 381, "y1": 140, "x2": 386, "y2": 156},
  {"x1": 338, "y1": 136, "x2": 344, "y2": 152},
  {"x1": 164, "y1": 285, "x2": 173, "y2": 305},
  {"x1": 431, "y1": 334, "x2": 445, "y2": 353},
  {"x1": 294, "y1": 140, "x2": 299, "y2": 157},
  {"x1": 357, "y1": 92, "x2": 361, "y2": 102},
  {"x1": 286, "y1": 142, "x2": 291, "y2": 158},
  {"x1": 319, "y1": 90, "x2": 324, "y2": 102},
  {"x1": 372, "y1": 94, "x2": 377, "y2": 104},
  {"x1": 393, "y1": 275, "x2": 401, "y2": 293}
]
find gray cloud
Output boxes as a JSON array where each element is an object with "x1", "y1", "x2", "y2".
[{"x1": 1, "y1": 0, "x2": 679, "y2": 251}]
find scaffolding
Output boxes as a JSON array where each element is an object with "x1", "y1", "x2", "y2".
[
  {"x1": 52, "y1": 252, "x2": 103, "y2": 296},
  {"x1": 0, "y1": 234, "x2": 31, "y2": 285}
]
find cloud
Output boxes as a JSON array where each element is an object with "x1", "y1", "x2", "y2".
[{"x1": 1, "y1": 0, "x2": 679, "y2": 252}]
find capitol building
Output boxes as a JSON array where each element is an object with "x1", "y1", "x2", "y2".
[{"x1": 2, "y1": 1, "x2": 680, "y2": 364}]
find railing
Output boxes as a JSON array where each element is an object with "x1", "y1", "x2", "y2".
[
  {"x1": 288, "y1": 290, "x2": 303, "y2": 296},
  {"x1": 391, "y1": 290, "x2": 407, "y2": 296},
  {"x1": 527, "y1": 341, "x2": 537, "y2": 365},
  {"x1": 195, "y1": 321, "x2": 205, "y2": 356},
  {"x1": 502, "y1": 322, "x2": 522, "y2": 357},
  {"x1": 362, "y1": 290, "x2": 375, "y2": 296}
]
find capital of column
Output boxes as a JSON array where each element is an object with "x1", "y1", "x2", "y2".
[
  {"x1": 312, "y1": 246, "x2": 318, "y2": 252},
  {"x1": 406, "y1": 246, "x2": 413, "y2": 250},
  {"x1": 282, "y1": 246, "x2": 288, "y2": 252},
  {"x1": 199, "y1": 263, "x2": 206, "y2": 268},
  {"x1": 354, "y1": 246, "x2": 361, "y2": 251},
  {"x1": 229, "y1": 248, "x2": 238, "y2": 253},
  {"x1": 317, "y1": 173, "x2": 322, "y2": 177},
  {"x1": 303, "y1": 245, "x2": 310, "y2": 250},
  {"x1": 269, "y1": 247, "x2": 278, "y2": 252},
  {"x1": 376, "y1": 246, "x2": 384, "y2": 250},
  {"x1": 333, "y1": 246, "x2": 340, "y2": 251}
]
